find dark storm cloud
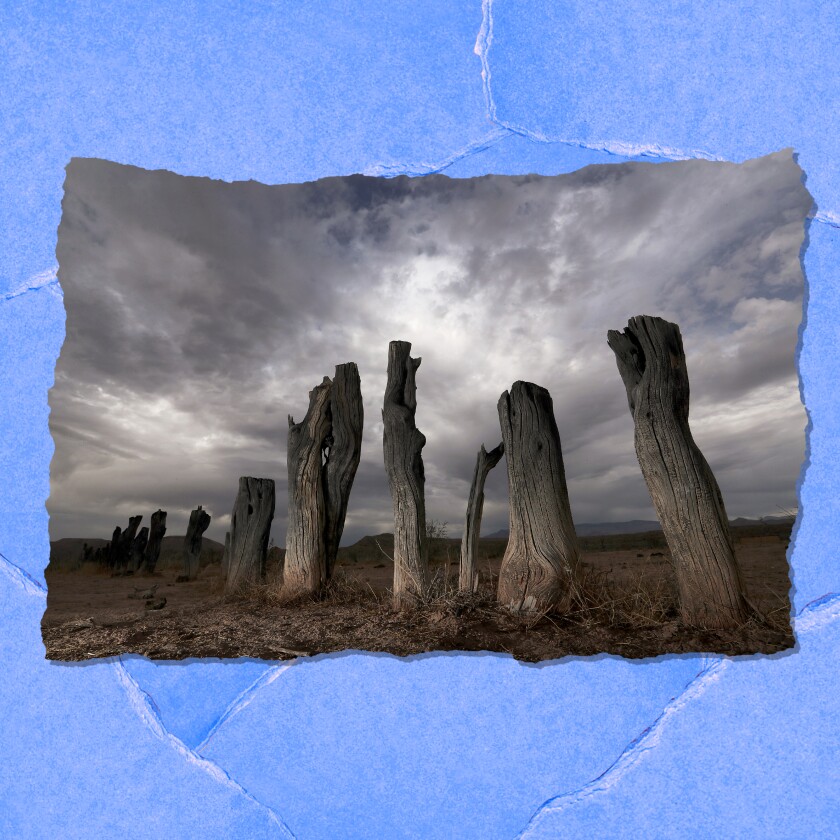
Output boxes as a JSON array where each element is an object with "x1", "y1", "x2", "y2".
[{"x1": 49, "y1": 152, "x2": 812, "y2": 544}]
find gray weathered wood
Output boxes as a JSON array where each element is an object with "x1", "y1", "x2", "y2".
[
  {"x1": 114, "y1": 515, "x2": 142, "y2": 573},
  {"x1": 459, "y1": 442, "x2": 504, "y2": 592},
  {"x1": 221, "y1": 530, "x2": 231, "y2": 580},
  {"x1": 282, "y1": 377, "x2": 333, "y2": 599},
  {"x1": 497, "y1": 382, "x2": 581, "y2": 612},
  {"x1": 107, "y1": 526, "x2": 122, "y2": 570},
  {"x1": 182, "y1": 506, "x2": 211, "y2": 580},
  {"x1": 140, "y1": 509, "x2": 167, "y2": 574},
  {"x1": 225, "y1": 477, "x2": 275, "y2": 593},
  {"x1": 382, "y1": 340, "x2": 429, "y2": 607},
  {"x1": 607, "y1": 315, "x2": 753, "y2": 628},
  {"x1": 130, "y1": 527, "x2": 149, "y2": 572},
  {"x1": 323, "y1": 362, "x2": 364, "y2": 579}
]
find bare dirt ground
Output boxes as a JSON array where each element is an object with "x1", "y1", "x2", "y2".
[{"x1": 42, "y1": 527, "x2": 794, "y2": 662}]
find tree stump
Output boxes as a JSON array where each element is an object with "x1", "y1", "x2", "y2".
[
  {"x1": 496, "y1": 382, "x2": 581, "y2": 613},
  {"x1": 607, "y1": 315, "x2": 753, "y2": 628},
  {"x1": 323, "y1": 362, "x2": 364, "y2": 580},
  {"x1": 182, "y1": 506, "x2": 211, "y2": 581},
  {"x1": 282, "y1": 377, "x2": 333, "y2": 599},
  {"x1": 226, "y1": 477, "x2": 275, "y2": 593},
  {"x1": 107, "y1": 526, "x2": 122, "y2": 570},
  {"x1": 130, "y1": 527, "x2": 149, "y2": 572},
  {"x1": 221, "y1": 530, "x2": 231, "y2": 580},
  {"x1": 140, "y1": 509, "x2": 167, "y2": 575},
  {"x1": 459, "y1": 442, "x2": 504, "y2": 593},
  {"x1": 383, "y1": 340, "x2": 429, "y2": 608},
  {"x1": 115, "y1": 516, "x2": 142, "y2": 573}
]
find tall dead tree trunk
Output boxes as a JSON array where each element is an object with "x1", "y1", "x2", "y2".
[
  {"x1": 221, "y1": 531, "x2": 231, "y2": 580},
  {"x1": 282, "y1": 377, "x2": 333, "y2": 599},
  {"x1": 107, "y1": 526, "x2": 122, "y2": 570},
  {"x1": 182, "y1": 506, "x2": 211, "y2": 581},
  {"x1": 323, "y1": 362, "x2": 364, "y2": 579},
  {"x1": 607, "y1": 315, "x2": 753, "y2": 628},
  {"x1": 383, "y1": 340, "x2": 429, "y2": 608},
  {"x1": 497, "y1": 382, "x2": 581, "y2": 613},
  {"x1": 140, "y1": 509, "x2": 167, "y2": 575},
  {"x1": 130, "y1": 527, "x2": 149, "y2": 572},
  {"x1": 459, "y1": 442, "x2": 504, "y2": 593},
  {"x1": 226, "y1": 477, "x2": 275, "y2": 593},
  {"x1": 115, "y1": 515, "x2": 142, "y2": 573}
]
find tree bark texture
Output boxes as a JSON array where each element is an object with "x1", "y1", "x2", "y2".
[
  {"x1": 221, "y1": 531, "x2": 231, "y2": 580},
  {"x1": 115, "y1": 516, "x2": 142, "y2": 572},
  {"x1": 459, "y1": 442, "x2": 504, "y2": 592},
  {"x1": 282, "y1": 377, "x2": 333, "y2": 599},
  {"x1": 107, "y1": 526, "x2": 122, "y2": 570},
  {"x1": 497, "y1": 382, "x2": 581, "y2": 613},
  {"x1": 383, "y1": 340, "x2": 429, "y2": 607},
  {"x1": 607, "y1": 315, "x2": 752, "y2": 628},
  {"x1": 323, "y1": 362, "x2": 364, "y2": 579},
  {"x1": 225, "y1": 477, "x2": 275, "y2": 593},
  {"x1": 141, "y1": 509, "x2": 167, "y2": 574},
  {"x1": 182, "y1": 506, "x2": 211, "y2": 580},
  {"x1": 130, "y1": 527, "x2": 149, "y2": 572}
]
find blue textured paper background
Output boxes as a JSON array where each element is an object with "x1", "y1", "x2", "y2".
[{"x1": 2, "y1": 3, "x2": 838, "y2": 837}]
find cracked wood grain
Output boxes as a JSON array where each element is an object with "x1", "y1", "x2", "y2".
[
  {"x1": 383, "y1": 340, "x2": 430, "y2": 608},
  {"x1": 608, "y1": 315, "x2": 753, "y2": 629},
  {"x1": 497, "y1": 381, "x2": 581, "y2": 613}
]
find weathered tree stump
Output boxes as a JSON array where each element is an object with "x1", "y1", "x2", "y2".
[
  {"x1": 323, "y1": 362, "x2": 364, "y2": 579},
  {"x1": 140, "y1": 509, "x2": 167, "y2": 575},
  {"x1": 107, "y1": 526, "x2": 122, "y2": 569},
  {"x1": 130, "y1": 527, "x2": 149, "y2": 572},
  {"x1": 221, "y1": 530, "x2": 231, "y2": 580},
  {"x1": 225, "y1": 477, "x2": 276, "y2": 593},
  {"x1": 607, "y1": 315, "x2": 753, "y2": 628},
  {"x1": 114, "y1": 516, "x2": 142, "y2": 573},
  {"x1": 459, "y1": 441, "x2": 504, "y2": 593},
  {"x1": 282, "y1": 377, "x2": 333, "y2": 599},
  {"x1": 182, "y1": 506, "x2": 211, "y2": 581},
  {"x1": 496, "y1": 382, "x2": 581, "y2": 613},
  {"x1": 383, "y1": 340, "x2": 429, "y2": 608}
]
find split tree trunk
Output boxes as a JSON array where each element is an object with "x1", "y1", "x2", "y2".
[
  {"x1": 130, "y1": 527, "x2": 149, "y2": 572},
  {"x1": 282, "y1": 377, "x2": 333, "y2": 599},
  {"x1": 607, "y1": 315, "x2": 753, "y2": 628},
  {"x1": 459, "y1": 442, "x2": 504, "y2": 593},
  {"x1": 497, "y1": 382, "x2": 581, "y2": 613},
  {"x1": 225, "y1": 477, "x2": 275, "y2": 593},
  {"x1": 141, "y1": 509, "x2": 167, "y2": 575},
  {"x1": 182, "y1": 506, "x2": 211, "y2": 580},
  {"x1": 383, "y1": 340, "x2": 429, "y2": 608},
  {"x1": 323, "y1": 362, "x2": 364, "y2": 579},
  {"x1": 115, "y1": 516, "x2": 142, "y2": 573}
]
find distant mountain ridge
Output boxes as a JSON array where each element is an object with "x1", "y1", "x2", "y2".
[{"x1": 481, "y1": 515, "x2": 795, "y2": 540}]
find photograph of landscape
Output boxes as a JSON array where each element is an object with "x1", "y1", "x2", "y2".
[{"x1": 43, "y1": 151, "x2": 812, "y2": 661}]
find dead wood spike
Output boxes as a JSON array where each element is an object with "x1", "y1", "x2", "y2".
[
  {"x1": 496, "y1": 382, "x2": 581, "y2": 613},
  {"x1": 323, "y1": 362, "x2": 364, "y2": 580},
  {"x1": 282, "y1": 377, "x2": 334, "y2": 599},
  {"x1": 607, "y1": 315, "x2": 753, "y2": 629},
  {"x1": 129, "y1": 526, "x2": 149, "y2": 573},
  {"x1": 225, "y1": 477, "x2": 275, "y2": 593},
  {"x1": 182, "y1": 506, "x2": 211, "y2": 581},
  {"x1": 112, "y1": 516, "x2": 142, "y2": 574},
  {"x1": 382, "y1": 340, "x2": 429, "y2": 608},
  {"x1": 459, "y1": 441, "x2": 504, "y2": 593},
  {"x1": 140, "y1": 509, "x2": 167, "y2": 575}
]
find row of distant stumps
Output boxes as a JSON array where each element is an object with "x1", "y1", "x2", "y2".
[{"x1": 90, "y1": 316, "x2": 765, "y2": 631}]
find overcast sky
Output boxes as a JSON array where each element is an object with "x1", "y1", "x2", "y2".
[{"x1": 49, "y1": 152, "x2": 812, "y2": 545}]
